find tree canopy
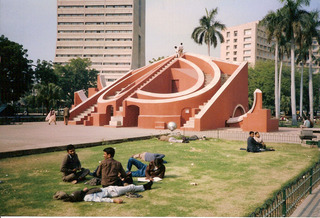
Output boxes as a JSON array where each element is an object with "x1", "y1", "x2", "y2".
[{"x1": 0, "y1": 35, "x2": 33, "y2": 104}]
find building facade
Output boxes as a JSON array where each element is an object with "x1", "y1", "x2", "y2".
[
  {"x1": 220, "y1": 21, "x2": 275, "y2": 66},
  {"x1": 220, "y1": 20, "x2": 320, "y2": 73},
  {"x1": 54, "y1": 0, "x2": 145, "y2": 86}
]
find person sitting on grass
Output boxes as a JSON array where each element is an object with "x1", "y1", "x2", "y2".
[
  {"x1": 54, "y1": 181, "x2": 153, "y2": 203},
  {"x1": 254, "y1": 132, "x2": 266, "y2": 149},
  {"x1": 126, "y1": 157, "x2": 165, "y2": 181},
  {"x1": 247, "y1": 131, "x2": 275, "y2": 152},
  {"x1": 96, "y1": 147, "x2": 132, "y2": 187},
  {"x1": 60, "y1": 144, "x2": 90, "y2": 184}
]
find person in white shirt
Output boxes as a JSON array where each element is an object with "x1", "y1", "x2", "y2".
[
  {"x1": 178, "y1": 43, "x2": 184, "y2": 57},
  {"x1": 55, "y1": 181, "x2": 153, "y2": 203}
]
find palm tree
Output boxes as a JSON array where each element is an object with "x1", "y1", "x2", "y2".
[
  {"x1": 279, "y1": 0, "x2": 310, "y2": 125},
  {"x1": 260, "y1": 9, "x2": 284, "y2": 119},
  {"x1": 191, "y1": 8, "x2": 226, "y2": 56},
  {"x1": 300, "y1": 10, "x2": 320, "y2": 121},
  {"x1": 295, "y1": 43, "x2": 308, "y2": 118}
]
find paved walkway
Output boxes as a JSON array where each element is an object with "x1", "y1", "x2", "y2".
[{"x1": 0, "y1": 122, "x2": 319, "y2": 216}]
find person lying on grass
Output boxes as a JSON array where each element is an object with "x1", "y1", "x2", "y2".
[
  {"x1": 131, "y1": 152, "x2": 167, "y2": 163},
  {"x1": 126, "y1": 157, "x2": 165, "y2": 181},
  {"x1": 60, "y1": 144, "x2": 90, "y2": 184},
  {"x1": 53, "y1": 181, "x2": 153, "y2": 203}
]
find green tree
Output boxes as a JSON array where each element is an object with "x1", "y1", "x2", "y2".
[
  {"x1": 0, "y1": 35, "x2": 33, "y2": 104},
  {"x1": 25, "y1": 60, "x2": 61, "y2": 112},
  {"x1": 260, "y1": 9, "x2": 284, "y2": 119},
  {"x1": 279, "y1": 0, "x2": 310, "y2": 125},
  {"x1": 149, "y1": 56, "x2": 165, "y2": 64},
  {"x1": 191, "y1": 8, "x2": 226, "y2": 56},
  {"x1": 295, "y1": 43, "x2": 309, "y2": 117},
  {"x1": 54, "y1": 58, "x2": 98, "y2": 106},
  {"x1": 34, "y1": 60, "x2": 58, "y2": 85},
  {"x1": 33, "y1": 83, "x2": 63, "y2": 114},
  {"x1": 300, "y1": 10, "x2": 320, "y2": 120}
]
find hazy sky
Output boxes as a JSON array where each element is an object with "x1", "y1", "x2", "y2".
[{"x1": 1, "y1": 0, "x2": 319, "y2": 65}]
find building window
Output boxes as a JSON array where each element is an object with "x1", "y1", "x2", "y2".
[
  {"x1": 233, "y1": 57, "x2": 237, "y2": 61},
  {"x1": 243, "y1": 50, "x2": 251, "y2": 55},
  {"x1": 244, "y1": 43, "x2": 251, "y2": 48},
  {"x1": 226, "y1": 39, "x2": 230, "y2": 44},
  {"x1": 234, "y1": 45, "x2": 237, "y2": 49},
  {"x1": 226, "y1": 46, "x2": 230, "y2": 50},
  {"x1": 226, "y1": 32, "x2": 230, "y2": 37},
  {"x1": 244, "y1": 37, "x2": 251, "y2": 42},
  {"x1": 233, "y1": 51, "x2": 237, "y2": 55},
  {"x1": 234, "y1": 39, "x2": 237, "y2": 43},
  {"x1": 234, "y1": 31, "x2": 238, "y2": 37},
  {"x1": 85, "y1": 5, "x2": 104, "y2": 8},
  {"x1": 244, "y1": 29, "x2": 251, "y2": 35},
  {"x1": 243, "y1": 56, "x2": 251, "y2": 61},
  {"x1": 226, "y1": 52, "x2": 230, "y2": 56}
]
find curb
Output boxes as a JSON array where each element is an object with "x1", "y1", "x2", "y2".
[{"x1": 0, "y1": 135, "x2": 160, "y2": 159}]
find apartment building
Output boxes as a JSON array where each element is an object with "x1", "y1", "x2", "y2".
[
  {"x1": 220, "y1": 20, "x2": 320, "y2": 74},
  {"x1": 54, "y1": 0, "x2": 145, "y2": 86},
  {"x1": 220, "y1": 21, "x2": 275, "y2": 66}
]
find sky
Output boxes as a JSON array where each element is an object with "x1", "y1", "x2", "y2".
[{"x1": 1, "y1": 0, "x2": 320, "y2": 65}]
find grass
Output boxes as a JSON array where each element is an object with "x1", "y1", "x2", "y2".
[{"x1": 0, "y1": 138, "x2": 320, "y2": 216}]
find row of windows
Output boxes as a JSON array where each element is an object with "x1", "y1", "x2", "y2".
[
  {"x1": 89, "y1": 62, "x2": 131, "y2": 66},
  {"x1": 58, "y1": 38, "x2": 132, "y2": 41},
  {"x1": 226, "y1": 28, "x2": 252, "y2": 37},
  {"x1": 58, "y1": 22, "x2": 132, "y2": 25},
  {"x1": 226, "y1": 50, "x2": 251, "y2": 56},
  {"x1": 58, "y1": 13, "x2": 132, "y2": 17},
  {"x1": 58, "y1": 5, "x2": 132, "y2": 9},
  {"x1": 102, "y1": 71, "x2": 128, "y2": 74},
  {"x1": 225, "y1": 37, "x2": 251, "y2": 44},
  {"x1": 57, "y1": 46, "x2": 132, "y2": 49},
  {"x1": 56, "y1": 54, "x2": 131, "y2": 58}
]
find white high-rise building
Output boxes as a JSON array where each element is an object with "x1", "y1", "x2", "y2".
[{"x1": 54, "y1": 0, "x2": 145, "y2": 86}]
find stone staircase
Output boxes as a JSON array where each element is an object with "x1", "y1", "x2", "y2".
[
  {"x1": 108, "y1": 58, "x2": 176, "y2": 127},
  {"x1": 221, "y1": 73, "x2": 230, "y2": 86},
  {"x1": 183, "y1": 73, "x2": 229, "y2": 129},
  {"x1": 72, "y1": 104, "x2": 97, "y2": 124}
]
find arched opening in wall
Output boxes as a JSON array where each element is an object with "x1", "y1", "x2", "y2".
[
  {"x1": 233, "y1": 104, "x2": 246, "y2": 117},
  {"x1": 106, "y1": 105, "x2": 113, "y2": 125},
  {"x1": 181, "y1": 107, "x2": 192, "y2": 126},
  {"x1": 126, "y1": 105, "x2": 140, "y2": 127}
]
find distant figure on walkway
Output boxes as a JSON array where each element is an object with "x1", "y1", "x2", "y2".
[
  {"x1": 254, "y1": 132, "x2": 266, "y2": 149},
  {"x1": 131, "y1": 152, "x2": 166, "y2": 162},
  {"x1": 126, "y1": 157, "x2": 165, "y2": 180},
  {"x1": 63, "y1": 106, "x2": 70, "y2": 125},
  {"x1": 174, "y1": 46, "x2": 179, "y2": 58},
  {"x1": 96, "y1": 147, "x2": 130, "y2": 187},
  {"x1": 178, "y1": 43, "x2": 184, "y2": 57},
  {"x1": 60, "y1": 144, "x2": 90, "y2": 184},
  {"x1": 46, "y1": 108, "x2": 56, "y2": 125},
  {"x1": 53, "y1": 181, "x2": 153, "y2": 203}
]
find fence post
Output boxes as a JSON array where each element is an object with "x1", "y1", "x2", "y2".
[
  {"x1": 282, "y1": 188, "x2": 287, "y2": 217},
  {"x1": 310, "y1": 168, "x2": 313, "y2": 194}
]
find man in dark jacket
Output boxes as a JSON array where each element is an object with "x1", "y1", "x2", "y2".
[
  {"x1": 60, "y1": 144, "x2": 90, "y2": 183},
  {"x1": 247, "y1": 131, "x2": 264, "y2": 152},
  {"x1": 96, "y1": 147, "x2": 128, "y2": 187}
]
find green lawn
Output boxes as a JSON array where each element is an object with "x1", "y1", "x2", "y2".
[{"x1": 0, "y1": 138, "x2": 319, "y2": 217}]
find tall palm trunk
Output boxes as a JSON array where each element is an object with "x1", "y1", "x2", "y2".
[
  {"x1": 208, "y1": 43, "x2": 210, "y2": 56},
  {"x1": 299, "y1": 64, "x2": 304, "y2": 117},
  {"x1": 308, "y1": 48, "x2": 314, "y2": 121},
  {"x1": 278, "y1": 61, "x2": 283, "y2": 115},
  {"x1": 274, "y1": 41, "x2": 279, "y2": 119},
  {"x1": 290, "y1": 39, "x2": 297, "y2": 125}
]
